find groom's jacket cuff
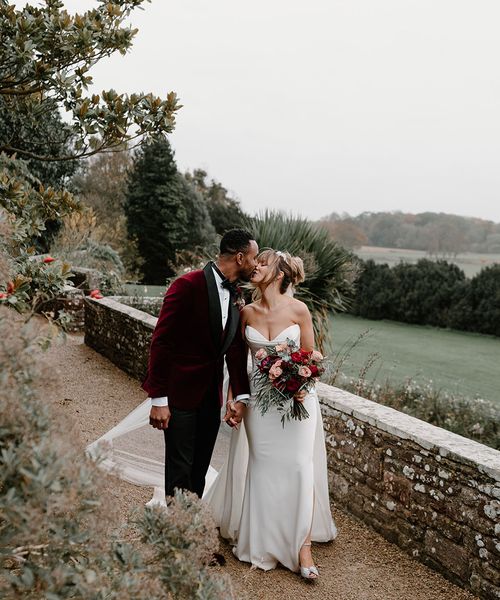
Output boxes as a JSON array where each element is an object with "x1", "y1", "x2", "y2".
[{"x1": 234, "y1": 394, "x2": 250, "y2": 405}]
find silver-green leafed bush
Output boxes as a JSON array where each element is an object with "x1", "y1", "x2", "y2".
[{"x1": 0, "y1": 308, "x2": 233, "y2": 599}]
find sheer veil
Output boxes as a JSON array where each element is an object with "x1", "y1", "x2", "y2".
[{"x1": 85, "y1": 382, "x2": 227, "y2": 507}]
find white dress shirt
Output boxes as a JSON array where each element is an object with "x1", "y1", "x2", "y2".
[{"x1": 150, "y1": 265, "x2": 249, "y2": 407}]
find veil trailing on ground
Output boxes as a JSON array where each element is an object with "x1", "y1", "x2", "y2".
[{"x1": 85, "y1": 390, "x2": 225, "y2": 507}]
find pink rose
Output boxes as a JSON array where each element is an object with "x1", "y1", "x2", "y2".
[
  {"x1": 298, "y1": 366, "x2": 312, "y2": 378},
  {"x1": 269, "y1": 364, "x2": 283, "y2": 380},
  {"x1": 311, "y1": 350, "x2": 323, "y2": 362},
  {"x1": 274, "y1": 343, "x2": 288, "y2": 353},
  {"x1": 255, "y1": 348, "x2": 268, "y2": 361}
]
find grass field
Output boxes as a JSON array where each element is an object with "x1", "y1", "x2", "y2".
[
  {"x1": 355, "y1": 246, "x2": 500, "y2": 277},
  {"x1": 328, "y1": 314, "x2": 500, "y2": 405}
]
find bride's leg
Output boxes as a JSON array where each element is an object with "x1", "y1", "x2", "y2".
[
  {"x1": 299, "y1": 487, "x2": 318, "y2": 578},
  {"x1": 299, "y1": 533, "x2": 318, "y2": 580},
  {"x1": 299, "y1": 533, "x2": 315, "y2": 568}
]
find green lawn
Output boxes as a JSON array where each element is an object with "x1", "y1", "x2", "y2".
[
  {"x1": 355, "y1": 246, "x2": 500, "y2": 278},
  {"x1": 328, "y1": 314, "x2": 500, "y2": 405}
]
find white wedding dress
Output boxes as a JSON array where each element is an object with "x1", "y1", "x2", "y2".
[{"x1": 203, "y1": 324, "x2": 337, "y2": 572}]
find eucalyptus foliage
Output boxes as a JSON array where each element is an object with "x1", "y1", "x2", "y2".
[{"x1": 247, "y1": 211, "x2": 359, "y2": 350}]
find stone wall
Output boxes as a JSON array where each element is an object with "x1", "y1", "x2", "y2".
[
  {"x1": 84, "y1": 297, "x2": 156, "y2": 380},
  {"x1": 318, "y1": 384, "x2": 500, "y2": 599},
  {"x1": 84, "y1": 297, "x2": 500, "y2": 599}
]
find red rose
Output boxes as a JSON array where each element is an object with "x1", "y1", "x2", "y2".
[
  {"x1": 6, "y1": 281, "x2": 14, "y2": 294},
  {"x1": 43, "y1": 256, "x2": 55, "y2": 263},
  {"x1": 285, "y1": 377, "x2": 301, "y2": 393},
  {"x1": 309, "y1": 365, "x2": 319, "y2": 377},
  {"x1": 291, "y1": 350, "x2": 311, "y2": 364},
  {"x1": 0, "y1": 292, "x2": 6, "y2": 299}
]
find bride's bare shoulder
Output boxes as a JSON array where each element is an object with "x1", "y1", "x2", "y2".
[
  {"x1": 289, "y1": 297, "x2": 309, "y2": 315},
  {"x1": 241, "y1": 301, "x2": 260, "y2": 320}
]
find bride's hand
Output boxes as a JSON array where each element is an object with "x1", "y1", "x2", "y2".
[
  {"x1": 149, "y1": 406, "x2": 171, "y2": 430},
  {"x1": 294, "y1": 390, "x2": 307, "y2": 403}
]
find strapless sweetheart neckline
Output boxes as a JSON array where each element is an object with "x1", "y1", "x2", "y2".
[{"x1": 245, "y1": 323, "x2": 300, "y2": 343}]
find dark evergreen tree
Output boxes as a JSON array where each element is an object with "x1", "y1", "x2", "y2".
[
  {"x1": 185, "y1": 169, "x2": 246, "y2": 234},
  {"x1": 450, "y1": 265, "x2": 500, "y2": 336},
  {"x1": 124, "y1": 139, "x2": 215, "y2": 283},
  {"x1": 351, "y1": 260, "x2": 397, "y2": 320},
  {"x1": 390, "y1": 259, "x2": 466, "y2": 326}
]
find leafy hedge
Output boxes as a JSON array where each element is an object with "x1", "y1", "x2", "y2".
[
  {"x1": 0, "y1": 310, "x2": 232, "y2": 599},
  {"x1": 351, "y1": 259, "x2": 500, "y2": 336}
]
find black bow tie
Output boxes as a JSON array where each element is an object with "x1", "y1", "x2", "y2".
[{"x1": 212, "y1": 263, "x2": 238, "y2": 296}]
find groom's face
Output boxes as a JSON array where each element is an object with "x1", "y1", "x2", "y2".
[{"x1": 237, "y1": 240, "x2": 259, "y2": 281}]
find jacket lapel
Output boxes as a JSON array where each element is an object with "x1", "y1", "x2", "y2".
[
  {"x1": 220, "y1": 300, "x2": 240, "y2": 357},
  {"x1": 203, "y1": 262, "x2": 223, "y2": 350}
]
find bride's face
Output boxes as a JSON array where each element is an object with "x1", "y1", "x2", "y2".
[{"x1": 251, "y1": 257, "x2": 281, "y2": 287}]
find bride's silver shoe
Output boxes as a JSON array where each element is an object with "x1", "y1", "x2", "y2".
[{"x1": 299, "y1": 543, "x2": 319, "y2": 580}]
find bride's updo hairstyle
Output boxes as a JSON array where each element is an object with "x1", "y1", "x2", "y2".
[{"x1": 256, "y1": 248, "x2": 305, "y2": 294}]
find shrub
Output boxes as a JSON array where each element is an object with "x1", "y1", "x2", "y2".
[
  {"x1": 0, "y1": 309, "x2": 233, "y2": 599},
  {"x1": 351, "y1": 258, "x2": 500, "y2": 336}
]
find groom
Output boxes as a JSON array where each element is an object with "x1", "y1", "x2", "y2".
[{"x1": 143, "y1": 229, "x2": 259, "y2": 498}]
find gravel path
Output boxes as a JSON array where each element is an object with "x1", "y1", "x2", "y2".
[{"x1": 44, "y1": 333, "x2": 478, "y2": 600}]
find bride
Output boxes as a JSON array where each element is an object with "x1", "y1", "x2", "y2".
[
  {"x1": 86, "y1": 248, "x2": 337, "y2": 580},
  {"x1": 203, "y1": 249, "x2": 337, "y2": 579}
]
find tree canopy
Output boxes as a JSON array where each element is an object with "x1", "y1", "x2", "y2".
[
  {"x1": 185, "y1": 169, "x2": 246, "y2": 235},
  {"x1": 0, "y1": 0, "x2": 180, "y2": 162}
]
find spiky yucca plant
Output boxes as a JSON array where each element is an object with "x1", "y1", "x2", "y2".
[{"x1": 247, "y1": 211, "x2": 359, "y2": 350}]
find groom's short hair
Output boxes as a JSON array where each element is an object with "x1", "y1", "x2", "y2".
[{"x1": 220, "y1": 229, "x2": 254, "y2": 256}]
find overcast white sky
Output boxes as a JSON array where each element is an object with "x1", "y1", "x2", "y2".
[{"x1": 61, "y1": 1, "x2": 500, "y2": 222}]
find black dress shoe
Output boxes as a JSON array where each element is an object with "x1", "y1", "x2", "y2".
[{"x1": 209, "y1": 552, "x2": 226, "y2": 566}]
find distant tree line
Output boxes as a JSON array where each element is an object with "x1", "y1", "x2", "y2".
[
  {"x1": 351, "y1": 259, "x2": 500, "y2": 336},
  {"x1": 319, "y1": 211, "x2": 500, "y2": 254}
]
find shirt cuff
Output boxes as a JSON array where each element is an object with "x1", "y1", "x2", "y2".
[
  {"x1": 150, "y1": 396, "x2": 168, "y2": 407},
  {"x1": 234, "y1": 394, "x2": 250, "y2": 405}
]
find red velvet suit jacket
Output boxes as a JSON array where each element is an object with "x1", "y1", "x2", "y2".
[{"x1": 142, "y1": 263, "x2": 250, "y2": 409}]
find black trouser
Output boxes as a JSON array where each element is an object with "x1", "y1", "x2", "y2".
[{"x1": 163, "y1": 385, "x2": 221, "y2": 498}]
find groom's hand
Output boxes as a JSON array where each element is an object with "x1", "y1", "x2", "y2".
[{"x1": 149, "y1": 406, "x2": 171, "y2": 430}]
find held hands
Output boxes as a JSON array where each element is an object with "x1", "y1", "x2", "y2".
[
  {"x1": 149, "y1": 405, "x2": 171, "y2": 430},
  {"x1": 224, "y1": 400, "x2": 246, "y2": 429}
]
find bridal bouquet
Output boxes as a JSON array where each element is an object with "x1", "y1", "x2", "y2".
[{"x1": 252, "y1": 339, "x2": 327, "y2": 426}]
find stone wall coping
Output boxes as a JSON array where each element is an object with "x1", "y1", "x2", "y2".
[
  {"x1": 87, "y1": 296, "x2": 158, "y2": 330},
  {"x1": 318, "y1": 382, "x2": 500, "y2": 481}
]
